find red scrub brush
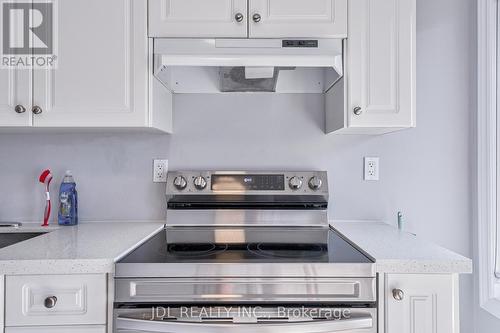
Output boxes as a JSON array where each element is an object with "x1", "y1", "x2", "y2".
[{"x1": 39, "y1": 169, "x2": 53, "y2": 227}]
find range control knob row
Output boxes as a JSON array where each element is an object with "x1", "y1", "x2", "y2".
[
  {"x1": 308, "y1": 176, "x2": 323, "y2": 191},
  {"x1": 173, "y1": 176, "x2": 187, "y2": 190},
  {"x1": 288, "y1": 176, "x2": 303, "y2": 190},
  {"x1": 194, "y1": 176, "x2": 207, "y2": 190}
]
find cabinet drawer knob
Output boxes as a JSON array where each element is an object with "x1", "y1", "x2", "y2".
[
  {"x1": 14, "y1": 105, "x2": 26, "y2": 114},
  {"x1": 392, "y1": 289, "x2": 404, "y2": 301},
  {"x1": 353, "y1": 106, "x2": 363, "y2": 115},
  {"x1": 44, "y1": 296, "x2": 58, "y2": 308},
  {"x1": 235, "y1": 13, "x2": 244, "y2": 22},
  {"x1": 32, "y1": 106, "x2": 43, "y2": 115},
  {"x1": 252, "y1": 13, "x2": 261, "y2": 23}
]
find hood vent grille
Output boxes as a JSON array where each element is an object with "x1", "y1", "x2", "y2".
[
  {"x1": 219, "y1": 67, "x2": 298, "y2": 93},
  {"x1": 153, "y1": 39, "x2": 344, "y2": 94}
]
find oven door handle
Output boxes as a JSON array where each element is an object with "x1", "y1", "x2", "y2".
[{"x1": 116, "y1": 315, "x2": 374, "y2": 333}]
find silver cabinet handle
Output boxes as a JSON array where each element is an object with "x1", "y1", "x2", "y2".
[
  {"x1": 14, "y1": 105, "x2": 26, "y2": 114},
  {"x1": 392, "y1": 289, "x2": 404, "y2": 301},
  {"x1": 32, "y1": 105, "x2": 43, "y2": 115},
  {"x1": 353, "y1": 106, "x2": 362, "y2": 115},
  {"x1": 252, "y1": 13, "x2": 261, "y2": 23},
  {"x1": 44, "y1": 296, "x2": 57, "y2": 308},
  {"x1": 235, "y1": 13, "x2": 244, "y2": 22}
]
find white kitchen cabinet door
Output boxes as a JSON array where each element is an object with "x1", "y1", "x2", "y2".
[
  {"x1": 346, "y1": 0, "x2": 416, "y2": 134},
  {"x1": 0, "y1": 68, "x2": 32, "y2": 127},
  {"x1": 249, "y1": 0, "x2": 347, "y2": 38},
  {"x1": 5, "y1": 274, "x2": 106, "y2": 326},
  {"x1": 385, "y1": 274, "x2": 459, "y2": 333},
  {"x1": 148, "y1": 0, "x2": 248, "y2": 38},
  {"x1": 32, "y1": 0, "x2": 149, "y2": 127}
]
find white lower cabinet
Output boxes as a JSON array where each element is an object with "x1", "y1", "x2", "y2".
[
  {"x1": 385, "y1": 274, "x2": 459, "y2": 333},
  {"x1": 1, "y1": 273, "x2": 462, "y2": 332},
  {"x1": 5, "y1": 326, "x2": 106, "y2": 333},
  {"x1": 5, "y1": 274, "x2": 107, "y2": 327}
]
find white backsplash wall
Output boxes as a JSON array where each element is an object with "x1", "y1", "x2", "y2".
[
  {"x1": 169, "y1": 89, "x2": 473, "y2": 253},
  {"x1": 0, "y1": 0, "x2": 480, "y2": 331},
  {"x1": 0, "y1": 132, "x2": 171, "y2": 222},
  {"x1": 0, "y1": 91, "x2": 470, "y2": 240}
]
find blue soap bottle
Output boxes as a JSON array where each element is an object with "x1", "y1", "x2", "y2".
[{"x1": 58, "y1": 170, "x2": 78, "y2": 226}]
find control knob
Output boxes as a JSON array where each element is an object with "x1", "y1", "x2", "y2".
[
  {"x1": 288, "y1": 176, "x2": 303, "y2": 190},
  {"x1": 308, "y1": 176, "x2": 323, "y2": 191},
  {"x1": 194, "y1": 176, "x2": 207, "y2": 190},
  {"x1": 173, "y1": 176, "x2": 187, "y2": 190}
]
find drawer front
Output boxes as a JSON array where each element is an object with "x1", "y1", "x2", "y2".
[
  {"x1": 6, "y1": 274, "x2": 106, "y2": 326},
  {"x1": 6, "y1": 325, "x2": 106, "y2": 333}
]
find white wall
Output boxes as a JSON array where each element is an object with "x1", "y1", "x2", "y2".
[{"x1": 0, "y1": 0, "x2": 481, "y2": 330}]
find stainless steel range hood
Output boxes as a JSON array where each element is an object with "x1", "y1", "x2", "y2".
[{"x1": 153, "y1": 39, "x2": 344, "y2": 94}]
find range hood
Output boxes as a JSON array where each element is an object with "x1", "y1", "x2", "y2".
[{"x1": 153, "y1": 39, "x2": 344, "y2": 94}]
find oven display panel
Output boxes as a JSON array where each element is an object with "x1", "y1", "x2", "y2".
[{"x1": 211, "y1": 174, "x2": 285, "y2": 191}]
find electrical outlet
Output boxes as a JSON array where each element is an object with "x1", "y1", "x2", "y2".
[
  {"x1": 364, "y1": 157, "x2": 379, "y2": 181},
  {"x1": 153, "y1": 159, "x2": 168, "y2": 183}
]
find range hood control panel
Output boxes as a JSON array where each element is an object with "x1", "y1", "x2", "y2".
[{"x1": 282, "y1": 40, "x2": 318, "y2": 48}]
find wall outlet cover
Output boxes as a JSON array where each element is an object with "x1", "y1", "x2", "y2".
[
  {"x1": 364, "y1": 157, "x2": 379, "y2": 181},
  {"x1": 153, "y1": 159, "x2": 168, "y2": 183}
]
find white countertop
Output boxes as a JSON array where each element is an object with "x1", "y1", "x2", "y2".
[
  {"x1": 0, "y1": 222, "x2": 165, "y2": 275},
  {"x1": 0, "y1": 221, "x2": 472, "y2": 275},
  {"x1": 331, "y1": 222, "x2": 472, "y2": 274}
]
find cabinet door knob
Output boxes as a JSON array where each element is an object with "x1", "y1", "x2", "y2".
[
  {"x1": 353, "y1": 106, "x2": 363, "y2": 115},
  {"x1": 14, "y1": 105, "x2": 26, "y2": 114},
  {"x1": 235, "y1": 13, "x2": 244, "y2": 22},
  {"x1": 392, "y1": 289, "x2": 404, "y2": 301},
  {"x1": 252, "y1": 13, "x2": 261, "y2": 23},
  {"x1": 44, "y1": 296, "x2": 58, "y2": 308},
  {"x1": 32, "y1": 106, "x2": 43, "y2": 115}
]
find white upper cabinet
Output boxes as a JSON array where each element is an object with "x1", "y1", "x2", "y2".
[
  {"x1": 149, "y1": 0, "x2": 346, "y2": 38},
  {"x1": 149, "y1": 0, "x2": 248, "y2": 38},
  {"x1": 32, "y1": 0, "x2": 149, "y2": 127},
  {"x1": 0, "y1": 7, "x2": 31, "y2": 127},
  {"x1": 345, "y1": 0, "x2": 416, "y2": 134},
  {"x1": 385, "y1": 274, "x2": 459, "y2": 333},
  {"x1": 0, "y1": 68, "x2": 32, "y2": 127},
  {"x1": 248, "y1": 0, "x2": 347, "y2": 38}
]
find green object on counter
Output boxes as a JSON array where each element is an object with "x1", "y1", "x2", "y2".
[{"x1": 398, "y1": 211, "x2": 404, "y2": 230}]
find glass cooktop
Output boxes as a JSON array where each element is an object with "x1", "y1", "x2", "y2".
[{"x1": 119, "y1": 227, "x2": 373, "y2": 264}]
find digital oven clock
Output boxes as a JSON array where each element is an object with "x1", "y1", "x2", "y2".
[{"x1": 211, "y1": 174, "x2": 285, "y2": 191}]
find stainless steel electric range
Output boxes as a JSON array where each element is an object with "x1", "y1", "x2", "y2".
[{"x1": 114, "y1": 171, "x2": 377, "y2": 333}]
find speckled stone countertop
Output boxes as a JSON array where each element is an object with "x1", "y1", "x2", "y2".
[
  {"x1": 0, "y1": 221, "x2": 471, "y2": 276},
  {"x1": 0, "y1": 222, "x2": 165, "y2": 275},
  {"x1": 331, "y1": 222, "x2": 472, "y2": 274}
]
